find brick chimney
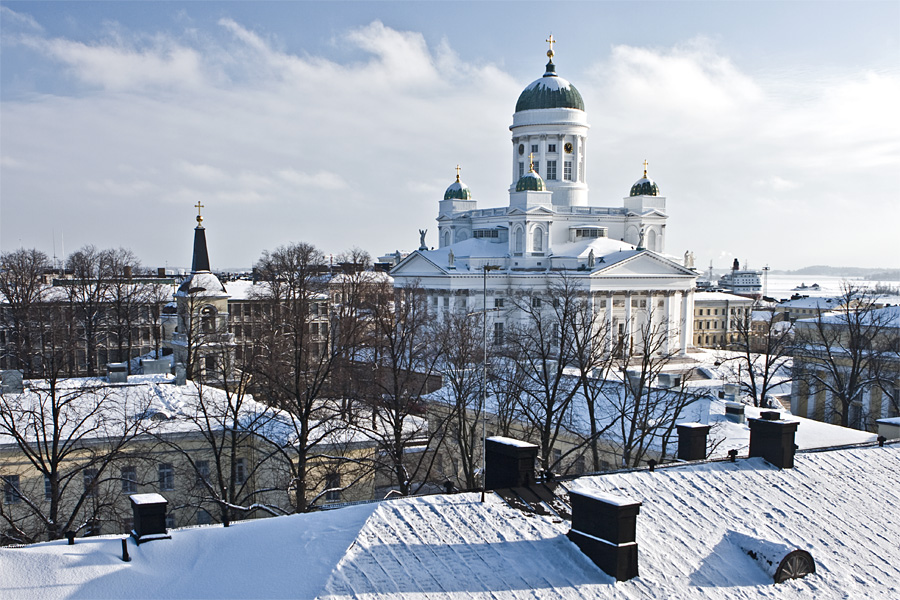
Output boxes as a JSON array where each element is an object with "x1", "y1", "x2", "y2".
[
  {"x1": 484, "y1": 437, "x2": 538, "y2": 490},
  {"x1": 676, "y1": 423, "x2": 710, "y2": 461},
  {"x1": 567, "y1": 490, "x2": 641, "y2": 581},
  {"x1": 748, "y1": 415, "x2": 799, "y2": 469}
]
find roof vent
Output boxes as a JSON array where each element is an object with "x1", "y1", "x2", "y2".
[
  {"x1": 1, "y1": 370, "x2": 24, "y2": 394},
  {"x1": 484, "y1": 437, "x2": 538, "y2": 490},
  {"x1": 107, "y1": 362, "x2": 128, "y2": 383},
  {"x1": 724, "y1": 402, "x2": 746, "y2": 424},
  {"x1": 567, "y1": 490, "x2": 641, "y2": 581},
  {"x1": 129, "y1": 493, "x2": 171, "y2": 544},
  {"x1": 728, "y1": 531, "x2": 816, "y2": 584},
  {"x1": 676, "y1": 423, "x2": 710, "y2": 461},
  {"x1": 657, "y1": 373, "x2": 682, "y2": 389},
  {"x1": 749, "y1": 416, "x2": 798, "y2": 469},
  {"x1": 876, "y1": 418, "x2": 900, "y2": 440},
  {"x1": 141, "y1": 358, "x2": 169, "y2": 375}
]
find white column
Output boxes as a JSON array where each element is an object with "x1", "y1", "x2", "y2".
[
  {"x1": 663, "y1": 291, "x2": 673, "y2": 355},
  {"x1": 625, "y1": 293, "x2": 633, "y2": 355},
  {"x1": 679, "y1": 290, "x2": 693, "y2": 354}
]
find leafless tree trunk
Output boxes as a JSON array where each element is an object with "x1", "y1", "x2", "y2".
[{"x1": 0, "y1": 248, "x2": 49, "y2": 376}]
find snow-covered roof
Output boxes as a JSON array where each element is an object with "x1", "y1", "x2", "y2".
[
  {"x1": 693, "y1": 291, "x2": 756, "y2": 304},
  {"x1": 3, "y1": 443, "x2": 898, "y2": 599}
]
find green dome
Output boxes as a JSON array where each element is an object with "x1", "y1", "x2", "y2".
[
  {"x1": 515, "y1": 60, "x2": 585, "y2": 112},
  {"x1": 516, "y1": 171, "x2": 546, "y2": 192},
  {"x1": 444, "y1": 175, "x2": 472, "y2": 200},
  {"x1": 630, "y1": 177, "x2": 660, "y2": 197}
]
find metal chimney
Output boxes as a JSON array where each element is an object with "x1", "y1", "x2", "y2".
[
  {"x1": 484, "y1": 437, "x2": 538, "y2": 490},
  {"x1": 567, "y1": 490, "x2": 642, "y2": 581},
  {"x1": 676, "y1": 423, "x2": 711, "y2": 461},
  {"x1": 749, "y1": 416, "x2": 799, "y2": 469}
]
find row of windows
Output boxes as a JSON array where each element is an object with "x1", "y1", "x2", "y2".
[
  {"x1": 2, "y1": 461, "x2": 250, "y2": 504},
  {"x1": 518, "y1": 160, "x2": 574, "y2": 181}
]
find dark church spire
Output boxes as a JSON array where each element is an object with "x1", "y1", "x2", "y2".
[{"x1": 191, "y1": 201, "x2": 211, "y2": 273}]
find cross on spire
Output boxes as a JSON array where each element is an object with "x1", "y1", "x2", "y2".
[
  {"x1": 195, "y1": 201, "x2": 205, "y2": 225},
  {"x1": 643, "y1": 159, "x2": 649, "y2": 178},
  {"x1": 455, "y1": 164, "x2": 461, "y2": 181},
  {"x1": 529, "y1": 152, "x2": 535, "y2": 172},
  {"x1": 546, "y1": 34, "x2": 556, "y2": 59}
]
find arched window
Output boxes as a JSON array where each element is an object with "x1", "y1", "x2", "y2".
[
  {"x1": 200, "y1": 305, "x2": 217, "y2": 333},
  {"x1": 532, "y1": 227, "x2": 543, "y2": 252},
  {"x1": 457, "y1": 230, "x2": 468, "y2": 242},
  {"x1": 443, "y1": 231, "x2": 450, "y2": 247},
  {"x1": 647, "y1": 228, "x2": 658, "y2": 251},
  {"x1": 514, "y1": 228, "x2": 524, "y2": 253}
]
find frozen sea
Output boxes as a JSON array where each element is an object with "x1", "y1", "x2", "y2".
[{"x1": 762, "y1": 274, "x2": 900, "y2": 301}]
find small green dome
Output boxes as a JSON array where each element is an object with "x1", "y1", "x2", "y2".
[
  {"x1": 516, "y1": 170, "x2": 546, "y2": 192},
  {"x1": 630, "y1": 177, "x2": 660, "y2": 197},
  {"x1": 515, "y1": 60, "x2": 585, "y2": 113},
  {"x1": 444, "y1": 171, "x2": 472, "y2": 200}
]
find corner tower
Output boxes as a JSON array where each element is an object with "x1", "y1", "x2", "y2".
[{"x1": 510, "y1": 36, "x2": 590, "y2": 207}]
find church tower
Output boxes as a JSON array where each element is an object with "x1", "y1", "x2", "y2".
[
  {"x1": 165, "y1": 203, "x2": 234, "y2": 381},
  {"x1": 509, "y1": 35, "x2": 590, "y2": 207}
]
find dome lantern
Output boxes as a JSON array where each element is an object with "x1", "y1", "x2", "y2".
[
  {"x1": 443, "y1": 165, "x2": 472, "y2": 200},
  {"x1": 630, "y1": 160, "x2": 661, "y2": 197}
]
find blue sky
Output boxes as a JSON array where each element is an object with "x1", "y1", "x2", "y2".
[{"x1": 2, "y1": 1, "x2": 898, "y2": 270}]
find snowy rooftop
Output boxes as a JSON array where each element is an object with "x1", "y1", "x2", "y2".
[
  {"x1": 693, "y1": 290, "x2": 756, "y2": 303},
  {"x1": 3, "y1": 443, "x2": 898, "y2": 599}
]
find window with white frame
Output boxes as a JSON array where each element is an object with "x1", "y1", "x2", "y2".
[
  {"x1": 235, "y1": 458, "x2": 246, "y2": 485},
  {"x1": 532, "y1": 228, "x2": 543, "y2": 252},
  {"x1": 83, "y1": 469, "x2": 98, "y2": 497},
  {"x1": 494, "y1": 298, "x2": 504, "y2": 308},
  {"x1": 121, "y1": 466, "x2": 137, "y2": 493},
  {"x1": 564, "y1": 161, "x2": 573, "y2": 181},
  {"x1": 514, "y1": 228, "x2": 524, "y2": 253},
  {"x1": 3, "y1": 475, "x2": 21, "y2": 504},
  {"x1": 546, "y1": 160, "x2": 557, "y2": 180},
  {"x1": 44, "y1": 475, "x2": 52, "y2": 500},
  {"x1": 196, "y1": 460, "x2": 210, "y2": 483},
  {"x1": 531, "y1": 144, "x2": 538, "y2": 154},
  {"x1": 325, "y1": 473, "x2": 341, "y2": 501},
  {"x1": 493, "y1": 322, "x2": 504, "y2": 345},
  {"x1": 548, "y1": 143, "x2": 557, "y2": 153},
  {"x1": 518, "y1": 162, "x2": 525, "y2": 178},
  {"x1": 158, "y1": 463, "x2": 174, "y2": 491}
]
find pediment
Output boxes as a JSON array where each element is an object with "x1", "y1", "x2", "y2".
[
  {"x1": 390, "y1": 252, "x2": 446, "y2": 276},
  {"x1": 594, "y1": 251, "x2": 695, "y2": 277}
]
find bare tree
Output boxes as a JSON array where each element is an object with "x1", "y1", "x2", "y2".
[
  {"x1": 357, "y1": 280, "x2": 444, "y2": 496},
  {"x1": 0, "y1": 365, "x2": 150, "y2": 543},
  {"x1": 727, "y1": 303, "x2": 794, "y2": 407},
  {"x1": 249, "y1": 242, "x2": 368, "y2": 511},
  {"x1": 0, "y1": 248, "x2": 50, "y2": 376},
  {"x1": 794, "y1": 283, "x2": 895, "y2": 428}
]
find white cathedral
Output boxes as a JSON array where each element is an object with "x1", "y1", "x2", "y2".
[{"x1": 391, "y1": 40, "x2": 698, "y2": 354}]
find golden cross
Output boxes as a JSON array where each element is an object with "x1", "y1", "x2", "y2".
[
  {"x1": 195, "y1": 201, "x2": 205, "y2": 224},
  {"x1": 456, "y1": 164, "x2": 461, "y2": 180},
  {"x1": 546, "y1": 34, "x2": 556, "y2": 58},
  {"x1": 643, "y1": 159, "x2": 649, "y2": 178},
  {"x1": 529, "y1": 152, "x2": 535, "y2": 172}
]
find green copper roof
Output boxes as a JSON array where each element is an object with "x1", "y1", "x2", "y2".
[
  {"x1": 516, "y1": 171, "x2": 546, "y2": 192},
  {"x1": 444, "y1": 179, "x2": 472, "y2": 201},
  {"x1": 630, "y1": 177, "x2": 661, "y2": 197},
  {"x1": 515, "y1": 60, "x2": 585, "y2": 113}
]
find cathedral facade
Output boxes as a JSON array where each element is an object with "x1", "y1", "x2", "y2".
[{"x1": 391, "y1": 41, "x2": 698, "y2": 354}]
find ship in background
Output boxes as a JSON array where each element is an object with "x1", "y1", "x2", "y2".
[{"x1": 718, "y1": 258, "x2": 762, "y2": 298}]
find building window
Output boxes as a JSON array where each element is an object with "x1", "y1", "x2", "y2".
[
  {"x1": 3, "y1": 475, "x2": 21, "y2": 504},
  {"x1": 518, "y1": 162, "x2": 525, "y2": 178},
  {"x1": 166, "y1": 514, "x2": 176, "y2": 529},
  {"x1": 493, "y1": 322, "x2": 504, "y2": 345},
  {"x1": 158, "y1": 463, "x2": 174, "y2": 491},
  {"x1": 548, "y1": 144, "x2": 556, "y2": 153},
  {"x1": 235, "y1": 458, "x2": 246, "y2": 485},
  {"x1": 325, "y1": 473, "x2": 341, "y2": 502},
  {"x1": 494, "y1": 298, "x2": 504, "y2": 308},
  {"x1": 44, "y1": 475, "x2": 52, "y2": 500},
  {"x1": 205, "y1": 355, "x2": 216, "y2": 373},
  {"x1": 531, "y1": 144, "x2": 538, "y2": 154},
  {"x1": 514, "y1": 229, "x2": 524, "y2": 254},
  {"x1": 83, "y1": 469, "x2": 98, "y2": 497},
  {"x1": 200, "y1": 305, "x2": 217, "y2": 333},
  {"x1": 197, "y1": 510, "x2": 212, "y2": 525},
  {"x1": 443, "y1": 231, "x2": 450, "y2": 247},
  {"x1": 196, "y1": 461, "x2": 210, "y2": 483},
  {"x1": 546, "y1": 160, "x2": 557, "y2": 180},
  {"x1": 532, "y1": 228, "x2": 543, "y2": 252},
  {"x1": 533, "y1": 161, "x2": 540, "y2": 175},
  {"x1": 564, "y1": 161, "x2": 573, "y2": 181},
  {"x1": 532, "y1": 297, "x2": 542, "y2": 308},
  {"x1": 121, "y1": 466, "x2": 137, "y2": 493}
]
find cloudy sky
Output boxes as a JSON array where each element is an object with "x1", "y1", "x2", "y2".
[{"x1": 2, "y1": 1, "x2": 898, "y2": 271}]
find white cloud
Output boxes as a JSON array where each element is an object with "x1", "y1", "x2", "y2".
[{"x1": 0, "y1": 6, "x2": 43, "y2": 32}]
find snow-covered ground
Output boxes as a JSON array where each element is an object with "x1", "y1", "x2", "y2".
[{"x1": 2, "y1": 443, "x2": 898, "y2": 599}]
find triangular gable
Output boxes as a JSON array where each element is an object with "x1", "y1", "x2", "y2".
[
  {"x1": 593, "y1": 251, "x2": 695, "y2": 278},
  {"x1": 390, "y1": 251, "x2": 447, "y2": 276}
]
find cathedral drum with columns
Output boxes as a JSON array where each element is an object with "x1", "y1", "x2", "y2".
[{"x1": 391, "y1": 38, "x2": 697, "y2": 355}]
